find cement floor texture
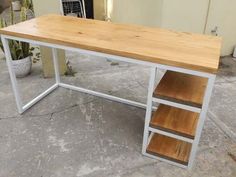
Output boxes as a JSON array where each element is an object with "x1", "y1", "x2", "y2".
[{"x1": 0, "y1": 50, "x2": 236, "y2": 177}]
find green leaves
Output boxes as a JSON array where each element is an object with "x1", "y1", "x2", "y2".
[
  {"x1": 20, "y1": 7, "x2": 27, "y2": 22},
  {"x1": 0, "y1": 18, "x2": 6, "y2": 28},
  {"x1": 22, "y1": 0, "x2": 33, "y2": 10},
  {"x1": 10, "y1": 2, "x2": 14, "y2": 25},
  {"x1": 0, "y1": 18, "x2": 7, "y2": 52}
]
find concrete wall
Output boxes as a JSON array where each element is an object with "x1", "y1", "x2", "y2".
[
  {"x1": 204, "y1": 0, "x2": 236, "y2": 56},
  {"x1": 111, "y1": 0, "x2": 208, "y2": 33},
  {"x1": 32, "y1": 0, "x2": 62, "y2": 16},
  {"x1": 111, "y1": 0, "x2": 163, "y2": 27},
  {"x1": 161, "y1": 0, "x2": 236, "y2": 56},
  {"x1": 161, "y1": 0, "x2": 209, "y2": 34}
]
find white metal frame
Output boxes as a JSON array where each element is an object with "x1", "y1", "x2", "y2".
[
  {"x1": 1, "y1": 34, "x2": 216, "y2": 169},
  {"x1": 141, "y1": 61, "x2": 216, "y2": 169}
]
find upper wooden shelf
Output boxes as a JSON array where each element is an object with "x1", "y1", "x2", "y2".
[
  {"x1": 153, "y1": 71, "x2": 208, "y2": 108},
  {"x1": 0, "y1": 14, "x2": 221, "y2": 73}
]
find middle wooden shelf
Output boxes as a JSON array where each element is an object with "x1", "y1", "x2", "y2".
[{"x1": 150, "y1": 104, "x2": 199, "y2": 139}]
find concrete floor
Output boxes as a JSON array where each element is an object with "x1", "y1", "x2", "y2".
[{"x1": 0, "y1": 49, "x2": 236, "y2": 177}]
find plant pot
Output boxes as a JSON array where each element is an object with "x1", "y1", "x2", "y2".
[
  {"x1": 12, "y1": 1, "x2": 22, "y2": 11},
  {"x1": 12, "y1": 56, "x2": 32, "y2": 78}
]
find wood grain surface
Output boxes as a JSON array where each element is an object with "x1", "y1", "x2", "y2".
[
  {"x1": 153, "y1": 71, "x2": 208, "y2": 108},
  {"x1": 0, "y1": 14, "x2": 221, "y2": 73},
  {"x1": 147, "y1": 134, "x2": 192, "y2": 165},
  {"x1": 150, "y1": 104, "x2": 199, "y2": 139}
]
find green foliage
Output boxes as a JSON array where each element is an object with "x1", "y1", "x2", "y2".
[
  {"x1": 0, "y1": 2, "x2": 39, "y2": 61},
  {"x1": 22, "y1": 0, "x2": 34, "y2": 11},
  {"x1": 0, "y1": 18, "x2": 6, "y2": 52}
]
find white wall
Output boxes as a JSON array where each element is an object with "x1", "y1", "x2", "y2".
[
  {"x1": 161, "y1": 0, "x2": 209, "y2": 34},
  {"x1": 32, "y1": 0, "x2": 62, "y2": 16},
  {"x1": 111, "y1": 0, "x2": 163, "y2": 27},
  {"x1": 205, "y1": 0, "x2": 236, "y2": 56}
]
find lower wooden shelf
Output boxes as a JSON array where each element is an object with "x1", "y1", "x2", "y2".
[
  {"x1": 150, "y1": 104, "x2": 199, "y2": 139},
  {"x1": 146, "y1": 133, "x2": 192, "y2": 165}
]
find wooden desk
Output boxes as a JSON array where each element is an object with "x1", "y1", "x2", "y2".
[
  {"x1": 0, "y1": 14, "x2": 221, "y2": 73},
  {"x1": 0, "y1": 14, "x2": 221, "y2": 169}
]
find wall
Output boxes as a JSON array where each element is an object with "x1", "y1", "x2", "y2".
[
  {"x1": 32, "y1": 0, "x2": 62, "y2": 16},
  {"x1": 161, "y1": 0, "x2": 209, "y2": 34},
  {"x1": 205, "y1": 0, "x2": 236, "y2": 56},
  {"x1": 161, "y1": 0, "x2": 236, "y2": 56},
  {"x1": 111, "y1": 0, "x2": 163, "y2": 27}
]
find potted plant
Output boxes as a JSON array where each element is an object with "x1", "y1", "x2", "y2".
[
  {"x1": 22, "y1": 0, "x2": 34, "y2": 19},
  {"x1": 0, "y1": 5, "x2": 39, "y2": 78}
]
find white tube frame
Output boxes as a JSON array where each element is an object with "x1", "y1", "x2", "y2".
[{"x1": 1, "y1": 34, "x2": 216, "y2": 169}]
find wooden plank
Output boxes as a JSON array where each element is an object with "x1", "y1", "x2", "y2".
[
  {"x1": 147, "y1": 134, "x2": 192, "y2": 165},
  {"x1": 154, "y1": 71, "x2": 208, "y2": 108},
  {"x1": 150, "y1": 105, "x2": 199, "y2": 139},
  {"x1": 0, "y1": 14, "x2": 221, "y2": 73}
]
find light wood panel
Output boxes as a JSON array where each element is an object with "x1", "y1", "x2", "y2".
[
  {"x1": 0, "y1": 14, "x2": 221, "y2": 73},
  {"x1": 150, "y1": 105, "x2": 199, "y2": 139},
  {"x1": 154, "y1": 71, "x2": 208, "y2": 108},
  {"x1": 147, "y1": 134, "x2": 192, "y2": 165}
]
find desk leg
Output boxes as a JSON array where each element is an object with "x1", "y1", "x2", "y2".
[
  {"x1": 142, "y1": 67, "x2": 157, "y2": 154},
  {"x1": 1, "y1": 36, "x2": 59, "y2": 114},
  {"x1": 1, "y1": 36, "x2": 24, "y2": 113},
  {"x1": 188, "y1": 74, "x2": 216, "y2": 168}
]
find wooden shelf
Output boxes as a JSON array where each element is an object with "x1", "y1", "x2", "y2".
[
  {"x1": 150, "y1": 105, "x2": 199, "y2": 139},
  {"x1": 153, "y1": 71, "x2": 208, "y2": 108},
  {"x1": 147, "y1": 134, "x2": 192, "y2": 165}
]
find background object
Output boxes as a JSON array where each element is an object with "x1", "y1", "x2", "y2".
[
  {"x1": 0, "y1": 0, "x2": 11, "y2": 14},
  {"x1": 61, "y1": 0, "x2": 86, "y2": 18}
]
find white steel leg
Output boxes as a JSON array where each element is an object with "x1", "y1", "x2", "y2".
[
  {"x1": 1, "y1": 36, "x2": 60, "y2": 114},
  {"x1": 142, "y1": 67, "x2": 157, "y2": 154},
  {"x1": 1, "y1": 36, "x2": 23, "y2": 113},
  {"x1": 22, "y1": 84, "x2": 58, "y2": 112},
  {"x1": 52, "y1": 48, "x2": 61, "y2": 84},
  {"x1": 188, "y1": 74, "x2": 216, "y2": 168}
]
